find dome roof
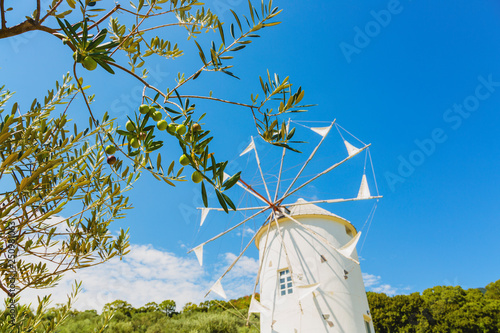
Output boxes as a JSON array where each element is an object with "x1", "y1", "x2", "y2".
[
  {"x1": 281, "y1": 198, "x2": 351, "y2": 224},
  {"x1": 255, "y1": 198, "x2": 357, "y2": 249}
]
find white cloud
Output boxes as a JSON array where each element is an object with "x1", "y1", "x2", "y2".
[
  {"x1": 17, "y1": 244, "x2": 259, "y2": 312},
  {"x1": 208, "y1": 253, "x2": 260, "y2": 300},
  {"x1": 226, "y1": 253, "x2": 259, "y2": 276},
  {"x1": 236, "y1": 227, "x2": 256, "y2": 237},
  {"x1": 20, "y1": 244, "x2": 208, "y2": 311},
  {"x1": 362, "y1": 273, "x2": 381, "y2": 288},
  {"x1": 371, "y1": 284, "x2": 399, "y2": 295},
  {"x1": 362, "y1": 273, "x2": 399, "y2": 296}
]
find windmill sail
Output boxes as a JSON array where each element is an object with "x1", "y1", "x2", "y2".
[
  {"x1": 240, "y1": 140, "x2": 255, "y2": 156},
  {"x1": 357, "y1": 174, "x2": 371, "y2": 199},
  {"x1": 209, "y1": 279, "x2": 227, "y2": 299},
  {"x1": 338, "y1": 231, "x2": 362, "y2": 259},
  {"x1": 311, "y1": 126, "x2": 331, "y2": 137},
  {"x1": 200, "y1": 208, "x2": 209, "y2": 226},
  {"x1": 249, "y1": 296, "x2": 271, "y2": 314},
  {"x1": 344, "y1": 140, "x2": 361, "y2": 157},
  {"x1": 193, "y1": 244, "x2": 203, "y2": 266},
  {"x1": 297, "y1": 283, "x2": 320, "y2": 300}
]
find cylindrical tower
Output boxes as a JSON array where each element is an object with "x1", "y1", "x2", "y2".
[{"x1": 255, "y1": 198, "x2": 375, "y2": 333}]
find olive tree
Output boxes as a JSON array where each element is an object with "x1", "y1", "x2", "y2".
[
  {"x1": 0, "y1": 79, "x2": 133, "y2": 331},
  {"x1": 0, "y1": 0, "x2": 308, "y2": 330}
]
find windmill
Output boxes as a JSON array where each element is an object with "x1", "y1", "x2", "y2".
[{"x1": 188, "y1": 120, "x2": 381, "y2": 332}]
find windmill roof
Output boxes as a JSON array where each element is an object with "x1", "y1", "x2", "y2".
[
  {"x1": 255, "y1": 198, "x2": 357, "y2": 249},
  {"x1": 283, "y1": 198, "x2": 350, "y2": 224}
]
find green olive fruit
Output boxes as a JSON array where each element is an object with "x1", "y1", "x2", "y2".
[
  {"x1": 139, "y1": 104, "x2": 150, "y2": 114},
  {"x1": 176, "y1": 124, "x2": 187, "y2": 135},
  {"x1": 82, "y1": 57, "x2": 97, "y2": 71},
  {"x1": 152, "y1": 111, "x2": 162, "y2": 121},
  {"x1": 191, "y1": 170, "x2": 203, "y2": 183},
  {"x1": 107, "y1": 155, "x2": 117, "y2": 165},
  {"x1": 130, "y1": 138, "x2": 140, "y2": 149},
  {"x1": 157, "y1": 120, "x2": 168, "y2": 131},
  {"x1": 191, "y1": 123, "x2": 201, "y2": 132},
  {"x1": 105, "y1": 145, "x2": 116, "y2": 154},
  {"x1": 167, "y1": 124, "x2": 176, "y2": 135},
  {"x1": 149, "y1": 106, "x2": 156, "y2": 114},
  {"x1": 179, "y1": 154, "x2": 190, "y2": 166},
  {"x1": 126, "y1": 120, "x2": 135, "y2": 132}
]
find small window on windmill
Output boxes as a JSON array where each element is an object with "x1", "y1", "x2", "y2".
[
  {"x1": 364, "y1": 320, "x2": 372, "y2": 333},
  {"x1": 363, "y1": 314, "x2": 372, "y2": 333},
  {"x1": 320, "y1": 254, "x2": 327, "y2": 263},
  {"x1": 278, "y1": 269, "x2": 293, "y2": 296},
  {"x1": 345, "y1": 225, "x2": 354, "y2": 237}
]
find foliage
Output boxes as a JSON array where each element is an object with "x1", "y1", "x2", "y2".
[
  {"x1": 0, "y1": 78, "x2": 134, "y2": 331},
  {"x1": 44, "y1": 297, "x2": 258, "y2": 333},
  {"x1": 367, "y1": 280, "x2": 500, "y2": 333},
  {"x1": 158, "y1": 300, "x2": 176, "y2": 317},
  {"x1": 485, "y1": 280, "x2": 500, "y2": 300}
]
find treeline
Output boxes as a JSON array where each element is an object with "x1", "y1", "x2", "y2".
[
  {"x1": 12, "y1": 280, "x2": 500, "y2": 332},
  {"x1": 39, "y1": 296, "x2": 260, "y2": 333},
  {"x1": 367, "y1": 279, "x2": 500, "y2": 332}
]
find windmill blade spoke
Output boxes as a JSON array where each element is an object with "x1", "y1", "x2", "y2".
[
  {"x1": 252, "y1": 136, "x2": 273, "y2": 202},
  {"x1": 274, "y1": 146, "x2": 287, "y2": 202},
  {"x1": 187, "y1": 206, "x2": 271, "y2": 254},
  {"x1": 270, "y1": 212, "x2": 306, "y2": 313},
  {"x1": 197, "y1": 206, "x2": 269, "y2": 212},
  {"x1": 225, "y1": 172, "x2": 271, "y2": 205},
  {"x1": 270, "y1": 212, "x2": 297, "y2": 279},
  {"x1": 282, "y1": 120, "x2": 335, "y2": 198},
  {"x1": 247, "y1": 220, "x2": 273, "y2": 322},
  {"x1": 280, "y1": 144, "x2": 370, "y2": 203},
  {"x1": 280, "y1": 195, "x2": 383, "y2": 207},
  {"x1": 273, "y1": 119, "x2": 290, "y2": 202},
  {"x1": 204, "y1": 220, "x2": 264, "y2": 298}
]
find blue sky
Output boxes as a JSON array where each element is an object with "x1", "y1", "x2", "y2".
[{"x1": 1, "y1": 0, "x2": 500, "y2": 309}]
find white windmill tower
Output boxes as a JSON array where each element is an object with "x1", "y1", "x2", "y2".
[
  {"x1": 188, "y1": 120, "x2": 380, "y2": 333},
  {"x1": 255, "y1": 199, "x2": 374, "y2": 332}
]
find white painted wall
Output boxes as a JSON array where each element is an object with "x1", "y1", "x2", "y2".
[{"x1": 256, "y1": 213, "x2": 375, "y2": 333}]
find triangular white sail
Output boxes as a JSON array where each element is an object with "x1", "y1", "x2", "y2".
[
  {"x1": 311, "y1": 127, "x2": 330, "y2": 137},
  {"x1": 338, "y1": 231, "x2": 362, "y2": 259},
  {"x1": 193, "y1": 244, "x2": 203, "y2": 266},
  {"x1": 200, "y1": 208, "x2": 209, "y2": 226},
  {"x1": 209, "y1": 279, "x2": 227, "y2": 299},
  {"x1": 344, "y1": 140, "x2": 360, "y2": 157},
  {"x1": 297, "y1": 283, "x2": 320, "y2": 300},
  {"x1": 357, "y1": 174, "x2": 371, "y2": 199},
  {"x1": 248, "y1": 296, "x2": 271, "y2": 314},
  {"x1": 239, "y1": 139, "x2": 255, "y2": 156}
]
